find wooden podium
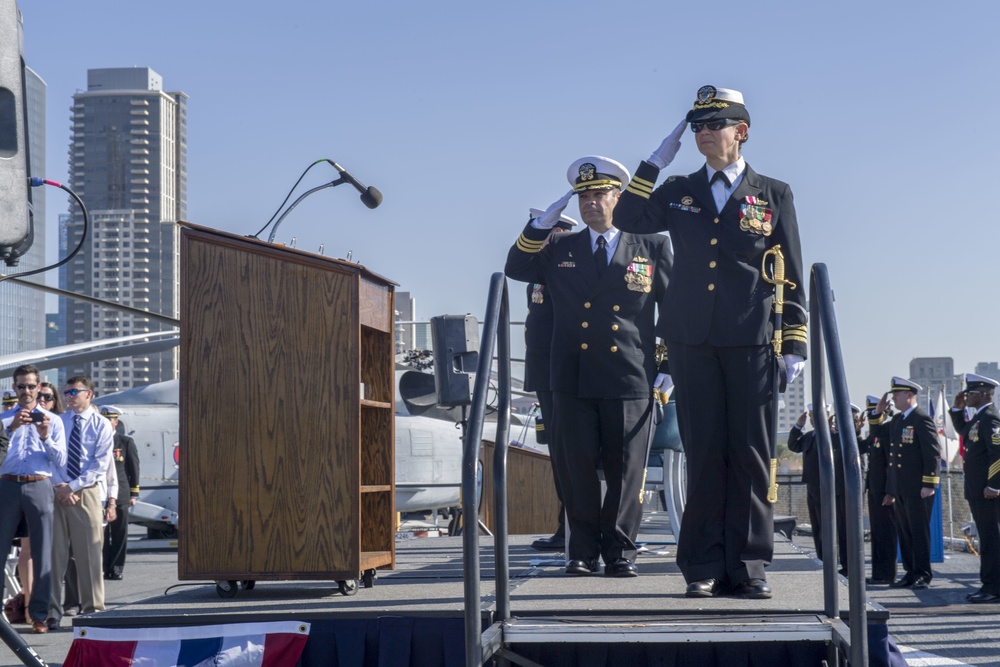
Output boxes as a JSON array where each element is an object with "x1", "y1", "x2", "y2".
[{"x1": 177, "y1": 222, "x2": 396, "y2": 588}]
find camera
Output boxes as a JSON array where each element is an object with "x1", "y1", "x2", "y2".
[{"x1": 30, "y1": 412, "x2": 44, "y2": 423}]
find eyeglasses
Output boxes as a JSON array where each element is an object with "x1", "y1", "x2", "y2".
[
  {"x1": 63, "y1": 388, "x2": 90, "y2": 397},
  {"x1": 690, "y1": 118, "x2": 743, "y2": 133},
  {"x1": 38, "y1": 394, "x2": 55, "y2": 401},
  {"x1": 15, "y1": 384, "x2": 38, "y2": 391}
]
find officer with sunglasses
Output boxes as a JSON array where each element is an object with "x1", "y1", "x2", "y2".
[{"x1": 613, "y1": 86, "x2": 807, "y2": 600}]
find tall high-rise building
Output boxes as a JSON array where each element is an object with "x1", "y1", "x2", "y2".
[
  {"x1": 909, "y1": 356, "x2": 960, "y2": 406},
  {"x1": 0, "y1": 66, "x2": 47, "y2": 357},
  {"x1": 60, "y1": 67, "x2": 187, "y2": 394}
]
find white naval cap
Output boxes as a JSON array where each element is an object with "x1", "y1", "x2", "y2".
[
  {"x1": 866, "y1": 395, "x2": 880, "y2": 409},
  {"x1": 567, "y1": 156, "x2": 630, "y2": 193},
  {"x1": 100, "y1": 405, "x2": 122, "y2": 418},
  {"x1": 891, "y1": 376, "x2": 922, "y2": 393},
  {"x1": 965, "y1": 373, "x2": 999, "y2": 392}
]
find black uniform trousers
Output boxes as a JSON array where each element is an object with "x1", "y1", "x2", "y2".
[
  {"x1": 552, "y1": 392, "x2": 652, "y2": 565},
  {"x1": 535, "y1": 389, "x2": 565, "y2": 538},
  {"x1": 671, "y1": 341, "x2": 773, "y2": 585},
  {"x1": 894, "y1": 493, "x2": 934, "y2": 583},
  {"x1": 968, "y1": 497, "x2": 1000, "y2": 594},
  {"x1": 104, "y1": 508, "x2": 129, "y2": 576},
  {"x1": 867, "y1": 491, "x2": 898, "y2": 581}
]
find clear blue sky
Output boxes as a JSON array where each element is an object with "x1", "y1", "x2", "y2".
[{"x1": 16, "y1": 0, "x2": 1000, "y2": 402}]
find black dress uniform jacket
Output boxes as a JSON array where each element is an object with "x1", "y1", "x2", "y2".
[
  {"x1": 950, "y1": 403, "x2": 1000, "y2": 595},
  {"x1": 612, "y1": 161, "x2": 807, "y2": 355},
  {"x1": 858, "y1": 416, "x2": 899, "y2": 582},
  {"x1": 523, "y1": 283, "x2": 553, "y2": 394},
  {"x1": 876, "y1": 408, "x2": 941, "y2": 499},
  {"x1": 505, "y1": 225, "x2": 672, "y2": 399},
  {"x1": 950, "y1": 404, "x2": 1000, "y2": 500}
]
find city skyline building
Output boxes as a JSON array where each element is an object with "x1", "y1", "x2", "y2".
[
  {"x1": 0, "y1": 65, "x2": 47, "y2": 358},
  {"x1": 59, "y1": 67, "x2": 186, "y2": 395}
]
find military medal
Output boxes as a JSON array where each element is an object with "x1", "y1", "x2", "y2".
[
  {"x1": 739, "y1": 200, "x2": 773, "y2": 236},
  {"x1": 625, "y1": 260, "x2": 653, "y2": 293},
  {"x1": 531, "y1": 284, "x2": 544, "y2": 304}
]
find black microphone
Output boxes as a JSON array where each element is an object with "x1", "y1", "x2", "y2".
[{"x1": 330, "y1": 161, "x2": 383, "y2": 209}]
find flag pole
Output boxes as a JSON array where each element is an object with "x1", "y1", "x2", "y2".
[{"x1": 943, "y1": 382, "x2": 954, "y2": 545}]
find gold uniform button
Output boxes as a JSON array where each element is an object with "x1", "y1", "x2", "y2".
[
  {"x1": 581, "y1": 322, "x2": 589, "y2": 329},
  {"x1": 613, "y1": 305, "x2": 620, "y2": 312},
  {"x1": 710, "y1": 238, "x2": 718, "y2": 245},
  {"x1": 709, "y1": 261, "x2": 716, "y2": 268},
  {"x1": 610, "y1": 346, "x2": 618, "y2": 353},
  {"x1": 584, "y1": 302, "x2": 591, "y2": 309},
  {"x1": 713, "y1": 217, "x2": 720, "y2": 224},
  {"x1": 611, "y1": 324, "x2": 619, "y2": 331},
  {"x1": 581, "y1": 343, "x2": 588, "y2": 350},
  {"x1": 708, "y1": 284, "x2": 715, "y2": 291}
]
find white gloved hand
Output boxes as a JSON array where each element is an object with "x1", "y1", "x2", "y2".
[
  {"x1": 653, "y1": 373, "x2": 674, "y2": 397},
  {"x1": 647, "y1": 119, "x2": 686, "y2": 170},
  {"x1": 530, "y1": 190, "x2": 575, "y2": 230},
  {"x1": 785, "y1": 354, "x2": 805, "y2": 384}
]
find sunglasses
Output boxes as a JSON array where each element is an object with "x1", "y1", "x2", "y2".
[
  {"x1": 63, "y1": 388, "x2": 90, "y2": 397},
  {"x1": 38, "y1": 393, "x2": 55, "y2": 401},
  {"x1": 16, "y1": 384, "x2": 38, "y2": 391},
  {"x1": 690, "y1": 118, "x2": 743, "y2": 133}
]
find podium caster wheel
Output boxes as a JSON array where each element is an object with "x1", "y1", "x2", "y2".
[
  {"x1": 216, "y1": 580, "x2": 239, "y2": 598},
  {"x1": 240, "y1": 580, "x2": 256, "y2": 591},
  {"x1": 338, "y1": 580, "x2": 358, "y2": 596}
]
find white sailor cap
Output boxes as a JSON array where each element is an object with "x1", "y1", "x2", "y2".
[
  {"x1": 528, "y1": 208, "x2": 578, "y2": 230},
  {"x1": 2, "y1": 389, "x2": 16, "y2": 404},
  {"x1": 567, "y1": 156, "x2": 630, "y2": 194},
  {"x1": 849, "y1": 403, "x2": 861, "y2": 414},
  {"x1": 965, "y1": 373, "x2": 999, "y2": 392},
  {"x1": 865, "y1": 395, "x2": 880, "y2": 409},
  {"x1": 890, "y1": 376, "x2": 922, "y2": 393},
  {"x1": 100, "y1": 405, "x2": 122, "y2": 418}
]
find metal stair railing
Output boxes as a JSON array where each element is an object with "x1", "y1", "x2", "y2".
[
  {"x1": 461, "y1": 272, "x2": 512, "y2": 667},
  {"x1": 810, "y1": 262, "x2": 867, "y2": 666}
]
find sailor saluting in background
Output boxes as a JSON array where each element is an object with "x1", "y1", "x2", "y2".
[
  {"x1": 506, "y1": 156, "x2": 672, "y2": 578},
  {"x1": 612, "y1": 86, "x2": 807, "y2": 599}
]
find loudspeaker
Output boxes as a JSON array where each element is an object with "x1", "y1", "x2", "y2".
[
  {"x1": 430, "y1": 314, "x2": 479, "y2": 407},
  {"x1": 0, "y1": 0, "x2": 32, "y2": 261}
]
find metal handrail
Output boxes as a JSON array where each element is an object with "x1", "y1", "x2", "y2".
[
  {"x1": 461, "y1": 272, "x2": 511, "y2": 667},
  {"x1": 809, "y1": 263, "x2": 867, "y2": 666}
]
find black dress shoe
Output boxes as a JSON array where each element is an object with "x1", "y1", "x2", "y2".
[
  {"x1": 733, "y1": 578, "x2": 772, "y2": 599},
  {"x1": 565, "y1": 558, "x2": 599, "y2": 575},
  {"x1": 530, "y1": 535, "x2": 566, "y2": 551},
  {"x1": 685, "y1": 578, "x2": 720, "y2": 598},
  {"x1": 105, "y1": 571, "x2": 123, "y2": 581},
  {"x1": 604, "y1": 558, "x2": 638, "y2": 578},
  {"x1": 888, "y1": 576, "x2": 914, "y2": 589},
  {"x1": 865, "y1": 577, "x2": 894, "y2": 586},
  {"x1": 910, "y1": 577, "x2": 931, "y2": 590},
  {"x1": 968, "y1": 591, "x2": 1000, "y2": 604}
]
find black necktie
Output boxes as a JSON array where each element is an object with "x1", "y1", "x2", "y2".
[
  {"x1": 594, "y1": 236, "x2": 607, "y2": 276},
  {"x1": 710, "y1": 170, "x2": 731, "y2": 188}
]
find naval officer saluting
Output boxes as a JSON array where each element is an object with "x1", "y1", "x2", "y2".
[
  {"x1": 505, "y1": 156, "x2": 672, "y2": 577},
  {"x1": 612, "y1": 86, "x2": 807, "y2": 599},
  {"x1": 950, "y1": 374, "x2": 1000, "y2": 603}
]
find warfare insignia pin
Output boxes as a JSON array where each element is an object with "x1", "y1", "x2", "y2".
[
  {"x1": 681, "y1": 196, "x2": 694, "y2": 206},
  {"x1": 633, "y1": 255, "x2": 648, "y2": 263},
  {"x1": 697, "y1": 85, "x2": 717, "y2": 103},
  {"x1": 579, "y1": 163, "x2": 596, "y2": 182}
]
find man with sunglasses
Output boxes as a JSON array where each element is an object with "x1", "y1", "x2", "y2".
[
  {"x1": 47, "y1": 377, "x2": 114, "y2": 629},
  {"x1": 612, "y1": 86, "x2": 807, "y2": 600},
  {"x1": 0, "y1": 365, "x2": 67, "y2": 633},
  {"x1": 950, "y1": 373, "x2": 1000, "y2": 603}
]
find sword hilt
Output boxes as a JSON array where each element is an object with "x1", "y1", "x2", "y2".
[{"x1": 767, "y1": 458, "x2": 779, "y2": 504}]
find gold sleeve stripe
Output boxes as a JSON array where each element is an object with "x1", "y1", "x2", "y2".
[
  {"x1": 922, "y1": 475, "x2": 940, "y2": 485},
  {"x1": 869, "y1": 415, "x2": 884, "y2": 425},
  {"x1": 516, "y1": 235, "x2": 544, "y2": 253},
  {"x1": 629, "y1": 176, "x2": 655, "y2": 194},
  {"x1": 783, "y1": 332, "x2": 808, "y2": 343},
  {"x1": 625, "y1": 183, "x2": 652, "y2": 200},
  {"x1": 989, "y1": 460, "x2": 1000, "y2": 479}
]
